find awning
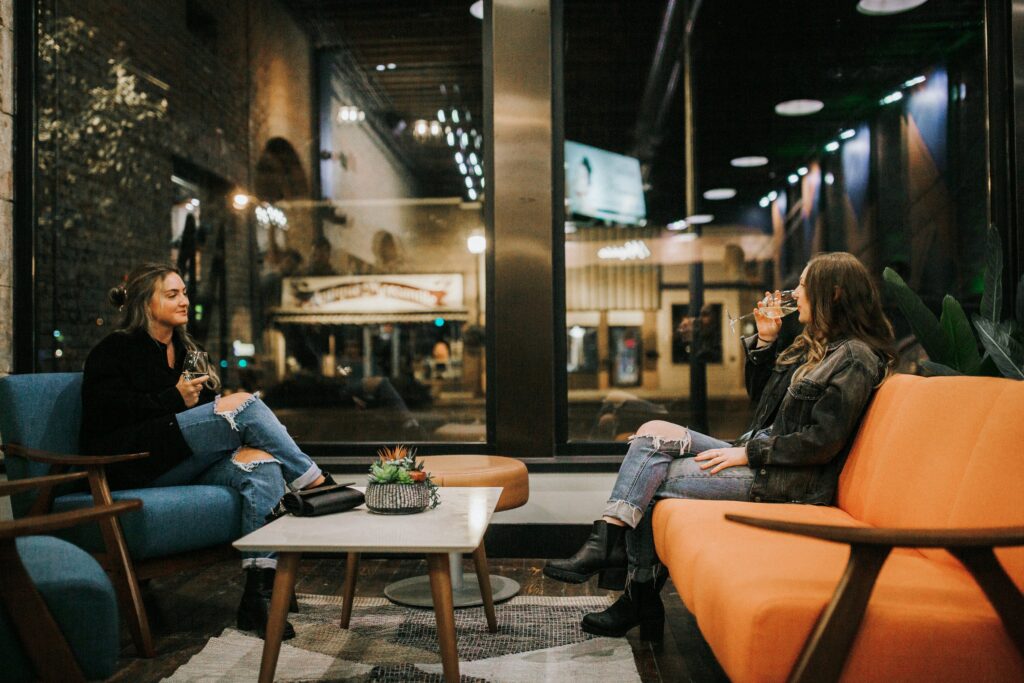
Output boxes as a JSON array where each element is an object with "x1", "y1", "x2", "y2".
[{"x1": 270, "y1": 310, "x2": 470, "y2": 325}]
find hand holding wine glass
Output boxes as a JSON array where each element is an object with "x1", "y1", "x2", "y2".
[
  {"x1": 754, "y1": 290, "x2": 786, "y2": 343},
  {"x1": 177, "y1": 351, "x2": 209, "y2": 408}
]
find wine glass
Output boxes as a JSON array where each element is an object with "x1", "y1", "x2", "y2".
[
  {"x1": 726, "y1": 290, "x2": 798, "y2": 334},
  {"x1": 182, "y1": 351, "x2": 210, "y2": 382}
]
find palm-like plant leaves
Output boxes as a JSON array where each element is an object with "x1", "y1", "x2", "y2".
[
  {"x1": 973, "y1": 317, "x2": 1024, "y2": 380},
  {"x1": 940, "y1": 295, "x2": 982, "y2": 374},
  {"x1": 883, "y1": 267, "x2": 952, "y2": 365},
  {"x1": 980, "y1": 224, "x2": 1003, "y2": 323},
  {"x1": 919, "y1": 360, "x2": 962, "y2": 376}
]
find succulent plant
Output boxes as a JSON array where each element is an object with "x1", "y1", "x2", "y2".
[{"x1": 368, "y1": 445, "x2": 439, "y2": 507}]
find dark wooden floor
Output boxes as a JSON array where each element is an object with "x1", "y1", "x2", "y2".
[{"x1": 106, "y1": 557, "x2": 729, "y2": 682}]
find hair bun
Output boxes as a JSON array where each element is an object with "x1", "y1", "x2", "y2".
[{"x1": 108, "y1": 284, "x2": 128, "y2": 309}]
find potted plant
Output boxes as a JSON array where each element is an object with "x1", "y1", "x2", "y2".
[{"x1": 365, "y1": 445, "x2": 440, "y2": 514}]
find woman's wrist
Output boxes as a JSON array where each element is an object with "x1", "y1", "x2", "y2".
[{"x1": 755, "y1": 334, "x2": 777, "y2": 347}]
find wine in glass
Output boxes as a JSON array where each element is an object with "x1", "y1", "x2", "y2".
[
  {"x1": 182, "y1": 351, "x2": 210, "y2": 382},
  {"x1": 727, "y1": 290, "x2": 798, "y2": 334}
]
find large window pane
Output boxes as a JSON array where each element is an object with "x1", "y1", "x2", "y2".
[
  {"x1": 563, "y1": 0, "x2": 988, "y2": 444},
  {"x1": 33, "y1": 0, "x2": 485, "y2": 443}
]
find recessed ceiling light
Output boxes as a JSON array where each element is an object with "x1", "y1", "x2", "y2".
[
  {"x1": 775, "y1": 99, "x2": 824, "y2": 116},
  {"x1": 856, "y1": 0, "x2": 929, "y2": 16},
  {"x1": 470, "y1": 1, "x2": 484, "y2": 20},
  {"x1": 685, "y1": 214, "x2": 714, "y2": 225},
  {"x1": 703, "y1": 188, "x2": 736, "y2": 201},
  {"x1": 375, "y1": 64, "x2": 386, "y2": 72},
  {"x1": 730, "y1": 156, "x2": 768, "y2": 168},
  {"x1": 788, "y1": 174, "x2": 800, "y2": 185},
  {"x1": 825, "y1": 141, "x2": 840, "y2": 152},
  {"x1": 840, "y1": 129, "x2": 857, "y2": 140},
  {"x1": 667, "y1": 220, "x2": 688, "y2": 231},
  {"x1": 387, "y1": 63, "x2": 396, "y2": 70},
  {"x1": 797, "y1": 166, "x2": 809, "y2": 176}
]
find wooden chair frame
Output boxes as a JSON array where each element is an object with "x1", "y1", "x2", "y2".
[
  {"x1": 2, "y1": 444, "x2": 237, "y2": 659},
  {"x1": 725, "y1": 514, "x2": 1024, "y2": 683},
  {"x1": 0, "y1": 472, "x2": 142, "y2": 683}
]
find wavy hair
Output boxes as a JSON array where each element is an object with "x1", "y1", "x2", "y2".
[
  {"x1": 776, "y1": 252, "x2": 896, "y2": 384},
  {"x1": 108, "y1": 262, "x2": 221, "y2": 391}
]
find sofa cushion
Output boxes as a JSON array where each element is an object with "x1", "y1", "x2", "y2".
[
  {"x1": 654, "y1": 499, "x2": 1024, "y2": 683},
  {"x1": 838, "y1": 374, "x2": 1024, "y2": 580},
  {"x1": 0, "y1": 536, "x2": 120, "y2": 682},
  {"x1": 52, "y1": 485, "x2": 242, "y2": 560}
]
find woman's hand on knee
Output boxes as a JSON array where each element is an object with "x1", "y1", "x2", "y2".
[
  {"x1": 233, "y1": 447, "x2": 274, "y2": 464},
  {"x1": 694, "y1": 447, "x2": 748, "y2": 474}
]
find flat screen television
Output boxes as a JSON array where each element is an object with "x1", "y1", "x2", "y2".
[{"x1": 565, "y1": 140, "x2": 647, "y2": 225}]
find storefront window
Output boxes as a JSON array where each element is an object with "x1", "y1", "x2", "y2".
[
  {"x1": 32, "y1": 1, "x2": 485, "y2": 444},
  {"x1": 562, "y1": 0, "x2": 988, "y2": 445}
]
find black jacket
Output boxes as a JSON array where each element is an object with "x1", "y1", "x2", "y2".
[
  {"x1": 80, "y1": 328, "x2": 215, "y2": 489},
  {"x1": 735, "y1": 334, "x2": 885, "y2": 505}
]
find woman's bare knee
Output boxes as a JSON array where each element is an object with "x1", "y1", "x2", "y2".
[
  {"x1": 233, "y1": 447, "x2": 273, "y2": 464},
  {"x1": 217, "y1": 392, "x2": 253, "y2": 413},
  {"x1": 635, "y1": 420, "x2": 689, "y2": 440}
]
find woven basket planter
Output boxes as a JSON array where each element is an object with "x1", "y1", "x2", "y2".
[{"x1": 365, "y1": 482, "x2": 431, "y2": 514}]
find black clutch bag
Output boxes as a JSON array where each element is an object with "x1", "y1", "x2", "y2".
[{"x1": 281, "y1": 483, "x2": 365, "y2": 517}]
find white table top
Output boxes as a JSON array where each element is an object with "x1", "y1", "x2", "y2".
[{"x1": 233, "y1": 486, "x2": 503, "y2": 554}]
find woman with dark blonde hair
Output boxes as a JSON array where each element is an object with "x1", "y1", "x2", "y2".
[
  {"x1": 81, "y1": 262, "x2": 335, "y2": 641},
  {"x1": 545, "y1": 252, "x2": 896, "y2": 641}
]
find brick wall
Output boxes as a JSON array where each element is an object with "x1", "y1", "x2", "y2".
[
  {"x1": 0, "y1": 0, "x2": 12, "y2": 375},
  {"x1": 33, "y1": 0, "x2": 312, "y2": 374}
]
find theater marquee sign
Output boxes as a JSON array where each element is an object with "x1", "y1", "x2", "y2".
[{"x1": 280, "y1": 274, "x2": 465, "y2": 314}]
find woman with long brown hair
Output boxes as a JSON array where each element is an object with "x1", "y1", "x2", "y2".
[
  {"x1": 545, "y1": 252, "x2": 896, "y2": 641},
  {"x1": 81, "y1": 262, "x2": 335, "y2": 641}
]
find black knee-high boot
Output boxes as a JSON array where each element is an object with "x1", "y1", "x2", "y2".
[
  {"x1": 544, "y1": 520, "x2": 627, "y2": 589},
  {"x1": 580, "y1": 570, "x2": 668, "y2": 641},
  {"x1": 237, "y1": 567, "x2": 296, "y2": 640}
]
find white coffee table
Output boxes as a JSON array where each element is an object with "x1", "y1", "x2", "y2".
[{"x1": 234, "y1": 486, "x2": 503, "y2": 683}]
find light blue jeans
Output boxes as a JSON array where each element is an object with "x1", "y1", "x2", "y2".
[
  {"x1": 152, "y1": 393, "x2": 323, "y2": 569},
  {"x1": 603, "y1": 430, "x2": 756, "y2": 583}
]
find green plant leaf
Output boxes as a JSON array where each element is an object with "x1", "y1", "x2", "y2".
[
  {"x1": 919, "y1": 360, "x2": 962, "y2": 376},
  {"x1": 940, "y1": 295, "x2": 982, "y2": 373},
  {"x1": 980, "y1": 225, "x2": 1003, "y2": 323},
  {"x1": 973, "y1": 317, "x2": 1024, "y2": 379},
  {"x1": 883, "y1": 267, "x2": 952, "y2": 364},
  {"x1": 978, "y1": 353, "x2": 1004, "y2": 377}
]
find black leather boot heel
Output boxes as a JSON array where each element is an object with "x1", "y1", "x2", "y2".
[
  {"x1": 581, "y1": 573, "x2": 666, "y2": 641},
  {"x1": 544, "y1": 520, "x2": 627, "y2": 584},
  {"x1": 237, "y1": 567, "x2": 296, "y2": 640}
]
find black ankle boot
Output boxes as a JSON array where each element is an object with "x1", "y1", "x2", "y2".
[
  {"x1": 580, "y1": 572, "x2": 666, "y2": 641},
  {"x1": 544, "y1": 520, "x2": 627, "y2": 585},
  {"x1": 237, "y1": 567, "x2": 296, "y2": 640}
]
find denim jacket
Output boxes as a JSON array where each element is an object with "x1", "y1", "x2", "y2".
[{"x1": 734, "y1": 335, "x2": 885, "y2": 505}]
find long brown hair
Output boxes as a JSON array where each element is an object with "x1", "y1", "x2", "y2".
[
  {"x1": 777, "y1": 252, "x2": 896, "y2": 383},
  {"x1": 108, "y1": 262, "x2": 221, "y2": 391}
]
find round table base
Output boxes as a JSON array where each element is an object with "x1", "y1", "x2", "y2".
[{"x1": 385, "y1": 574, "x2": 520, "y2": 608}]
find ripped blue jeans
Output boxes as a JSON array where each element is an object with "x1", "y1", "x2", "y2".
[
  {"x1": 151, "y1": 394, "x2": 323, "y2": 569},
  {"x1": 603, "y1": 430, "x2": 756, "y2": 583}
]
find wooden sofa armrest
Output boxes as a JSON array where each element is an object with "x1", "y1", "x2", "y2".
[
  {"x1": 2, "y1": 443, "x2": 150, "y2": 466},
  {"x1": 722, "y1": 513, "x2": 1024, "y2": 683},
  {"x1": 0, "y1": 500, "x2": 142, "y2": 540},
  {"x1": 724, "y1": 514, "x2": 1024, "y2": 548},
  {"x1": 0, "y1": 472, "x2": 89, "y2": 498}
]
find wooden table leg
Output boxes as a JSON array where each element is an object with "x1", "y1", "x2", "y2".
[
  {"x1": 427, "y1": 553, "x2": 460, "y2": 683},
  {"x1": 339, "y1": 551, "x2": 360, "y2": 629},
  {"x1": 471, "y1": 544, "x2": 498, "y2": 633},
  {"x1": 258, "y1": 553, "x2": 300, "y2": 683}
]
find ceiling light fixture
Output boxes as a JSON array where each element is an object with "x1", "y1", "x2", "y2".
[
  {"x1": 825, "y1": 141, "x2": 840, "y2": 152},
  {"x1": 758, "y1": 196, "x2": 770, "y2": 208},
  {"x1": 768, "y1": 191, "x2": 778, "y2": 201},
  {"x1": 730, "y1": 155, "x2": 769, "y2": 168},
  {"x1": 438, "y1": 109, "x2": 446, "y2": 123},
  {"x1": 840, "y1": 129, "x2": 857, "y2": 140},
  {"x1": 825, "y1": 172, "x2": 836, "y2": 185},
  {"x1": 856, "y1": 0, "x2": 929, "y2": 16},
  {"x1": 375, "y1": 64, "x2": 386, "y2": 72},
  {"x1": 797, "y1": 166, "x2": 809, "y2": 176},
  {"x1": 880, "y1": 91, "x2": 904, "y2": 105},
  {"x1": 470, "y1": 1, "x2": 484, "y2": 20},
  {"x1": 774, "y1": 99, "x2": 824, "y2": 116},
  {"x1": 903, "y1": 75, "x2": 927, "y2": 88},
  {"x1": 667, "y1": 220, "x2": 688, "y2": 231},
  {"x1": 387, "y1": 63, "x2": 396, "y2": 70},
  {"x1": 685, "y1": 214, "x2": 714, "y2": 225},
  {"x1": 703, "y1": 188, "x2": 737, "y2": 200},
  {"x1": 788, "y1": 174, "x2": 800, "y2": 185}
]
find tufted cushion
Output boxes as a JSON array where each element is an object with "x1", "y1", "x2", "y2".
[
  {"x1": 417, "y1": 455, "x2": 529, "y2": 511},
  {"x1": 0, "y1": 536, "x2": 120, "y2": 681},
  {"x1": 52, "y1": 485, "x2": 242, "y2": 560}
]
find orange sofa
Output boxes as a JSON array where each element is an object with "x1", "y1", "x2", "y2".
[{"x1": 653, "y1": 374, "x2": 1024, "y2": 682}]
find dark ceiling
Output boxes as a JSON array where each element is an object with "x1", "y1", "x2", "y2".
[{"x1": 287, "y1": 0, "x2": 985, "y2": 224}]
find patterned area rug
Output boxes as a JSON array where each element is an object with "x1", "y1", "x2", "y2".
[{"x1": 164, "y1": 593, "x2": 642, "y2": 682}]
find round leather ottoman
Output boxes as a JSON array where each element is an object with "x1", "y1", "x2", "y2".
[{"x1": 384, "y1": 455, "x2": 529, "y2": 609}]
